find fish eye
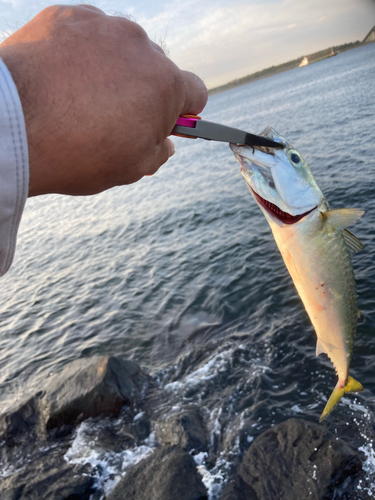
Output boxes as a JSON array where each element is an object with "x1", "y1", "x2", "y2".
[{"x1": 289, "y1": 151, "x2": 302, "y2": 165}]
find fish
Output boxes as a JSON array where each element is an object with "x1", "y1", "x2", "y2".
[{"x1": 230, "y1": 127, "x2": 365, "y2": 422}]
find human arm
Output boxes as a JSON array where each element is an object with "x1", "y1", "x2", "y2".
[
  {"x1": 0, "y1": 4, "x2": 208, "y2": 196},
  {"x1": 0, "y1": 5, "x2": 207, "y2": 275}
]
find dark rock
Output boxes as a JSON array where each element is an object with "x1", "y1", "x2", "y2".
[
  {"x1": 220, "y1": 418, "x2": 362, "y2": 500},
  {"x1": 132, "y1": 412, "x2": 152, "y2": 441},
  {"x1": 0, "y1": 356, "x2": 149, "y2": 445},
  {"x1": 0, "y1": 395, "x2": 42, "y2": 447},
  {"x1": 107, "y1": 446, "x2": 208, "y2": 500},
  {"x1": 96, "y1": 426, "x2": 137, "y2": 452},
  {"x1": 156, "y1": 407, "x2": 208, "y2": 452},
  {"x1": 0, "y1": 445, "x2": 94, "y2": 500},
  {"x1": 219, "y1": 477, "x2": 248, "y2": 500},
  {"x1": 42, "y1": 356, "x2": 149, "y2": 429}
]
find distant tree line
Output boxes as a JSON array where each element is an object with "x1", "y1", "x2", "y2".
[{"x1": 208, "y1": 40, "x2": 367, "y2": 96}]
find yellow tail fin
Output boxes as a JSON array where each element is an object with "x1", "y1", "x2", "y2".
[{"x1": 319, "y1": 376, "x2": 363, "y2": 423}]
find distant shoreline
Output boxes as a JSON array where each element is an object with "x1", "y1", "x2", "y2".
[{"x1": 207, "y1": 40, "x2": 372, "y2": 96}]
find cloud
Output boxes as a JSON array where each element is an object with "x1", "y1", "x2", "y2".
[
  {"x1": 0, "y1": 0, "x2": 374, "y2": 88},
  {"x1": 138, "y1": 0, "x2": 375, "y2": 87}
]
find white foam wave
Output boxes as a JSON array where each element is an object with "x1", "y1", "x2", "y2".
[
  {"x1": 196, "y1": 463, "x2": 225, "y2": 500},
  {"x1": 193, "y1": 452, "x2": 229, "y2": 500},
  {"x1": 64, "y1": 420, "x2": 155, "y2": 496},
  {"x1": 163, "y1": 342, "x2": 269, "y2": 398},
  {"x1": 164, "y1": 349, "x2": 234, "y2": 393},
  {"x1": 358, "y1": 442, "x2": 375, "y2": 498},
  {"x1": 341, "y1": 397, "x2": 375, "y2": 497}
]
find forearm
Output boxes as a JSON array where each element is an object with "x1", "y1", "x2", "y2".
[
  {"x1": 0, "y1": 5, "x2": 207, "y2": 276},
  {"x1": 0, "y1": 58, "x2": 29, "y2": 276}
]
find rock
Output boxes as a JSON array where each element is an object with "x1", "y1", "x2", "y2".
[
  {"x1": 219, "y1": 478, "x2": 248, "y2": 500},
  {"x1": 107, "y1": 446, "x2": 208, "y2": 500},
  {"x1": 42, "y1": 356, "x2": 149, "y2": 430},
  {"x1": 0, "y1": 356, "x2": 149, "y2": 444},
  {"x1": 220, "y1": 418, "x2": 362, "y2": 500},
  {"x1": 132, "y1": 412, "x2": 152, "y2": 442},
  {"x1": 0, "y1": 395, "x2": 42, "y2": 447},
  {"x1": 76, "y1": 420, "x2": 137, "y2": 453},
  {"x1": 156, "y1": 407, "x2": 208, "y2": 452},
  {"x1": 0, "y1": 445, "x2": 94, "y2": 500}
]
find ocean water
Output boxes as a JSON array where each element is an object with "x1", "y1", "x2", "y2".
[{"x1": 0, "y1": 43, "x2": 375, "y2": 498}]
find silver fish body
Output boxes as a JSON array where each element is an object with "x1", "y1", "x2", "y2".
[{"x1": 231, "y1": 127, "x2": 364, "y2": 420}]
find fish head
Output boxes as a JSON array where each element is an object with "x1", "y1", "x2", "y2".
[{"x1": 231, "y1": 127, "x2": 327, "y2": 225}]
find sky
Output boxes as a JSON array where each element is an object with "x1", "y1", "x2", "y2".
[{"x1": 0, "y1": 0, "x2": 374, "y2": 88}]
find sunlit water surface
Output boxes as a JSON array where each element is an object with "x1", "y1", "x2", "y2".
[{"x1": 1, "y1": 43, "x2": 375, "y2": 498}]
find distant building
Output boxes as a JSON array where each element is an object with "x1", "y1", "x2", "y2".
[
  {"x1": 363, "y1": 25, "x2": 375, "y2": 43},
  {"x1": 299, "y1": 48, "x2": 336, "y2": 68}
]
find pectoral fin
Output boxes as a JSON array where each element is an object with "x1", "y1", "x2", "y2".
[
  {"x1": 322, "y1": 208, "x2": 364, "y2": 230},
  {"x1": 319, "y1": 376, "x2": 363, "y2": 422},
  {"x1": 342, "y1": 229, "x2": 365, "y2": 253}
]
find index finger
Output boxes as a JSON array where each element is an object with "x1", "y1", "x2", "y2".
[{"x1": 180, "y1": 70, "x2": 208, "y2": 116}]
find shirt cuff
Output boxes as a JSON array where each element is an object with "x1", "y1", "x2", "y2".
[{"x1": 0, "y1": 58, "x2": 29, "y2": 276}]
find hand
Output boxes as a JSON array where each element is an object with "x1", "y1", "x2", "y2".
[{"x1": 0, "y1": 5, "x2": 208, "y2": 196}]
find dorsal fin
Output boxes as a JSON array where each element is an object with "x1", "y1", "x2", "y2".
[{"x1": 342, "y1": 229, "x2": 365, "y2": 253}]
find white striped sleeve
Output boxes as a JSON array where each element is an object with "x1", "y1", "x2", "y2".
[{"x1": 0, "y1": 58, "x2": 29, "y2": 276}]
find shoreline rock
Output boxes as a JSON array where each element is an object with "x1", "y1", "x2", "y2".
[
  {"x1": 43, "y1": 356, "x2": 149, "y2": 430},
  {"x1": 220, "y1": 418, "x2": 362, "y2": 500},
  {"x1": 0, "y1": 444, "x2": 94, "y2": 500},
  {"x1": 106, "y1": 445, "x2": 208, "y2": 500},
  {"x1": 156, "y1": 406, "x2": 208, "y2": 453},
  {"x1": 0, "y1": 356, "x2": 149, "y2": 445},
  {"x1": 0, "y1": 356, "x2": 367, "y2": 500}
]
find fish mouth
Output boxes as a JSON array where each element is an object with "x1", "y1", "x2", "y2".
[{"x1": 249, "y1": 185, "x2": 317, "y2": 224}]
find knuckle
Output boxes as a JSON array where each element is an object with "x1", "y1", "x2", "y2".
[
  {"x1": 127, "y1": 20, "x2": 149, "y2": 42},
  {"x1": 40, "y1": 4, "x2": 103, "y2": 21},
  {"x1": 38, "y1": 5, "x2": 64, "y2": 18},
  {"x1": 75, "y1": 4, "x2": 104, "y2": 13},
  {"x1": 39, "y1": 5, "x2": 78, "y2": 22},
  {"x1": 151, "y1": 40, "x2": 166, "y2": 56},
  {"x1": 103, "y1": 16, "x2": 149, "y2": 44}
]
